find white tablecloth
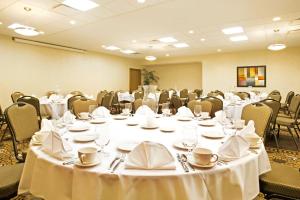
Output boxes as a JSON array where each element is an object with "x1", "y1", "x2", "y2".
[{"x1": 19, "y1": 117, "x2": 271, "y2": 200}]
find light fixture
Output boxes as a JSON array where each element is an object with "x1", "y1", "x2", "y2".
[
  {"x1": 145, "y1": 56, "x2": 157, "y2": 61},
  {"x1": 39, "y1": 31, "x2": 45, "y2": 35},
  {"x1": 272, "y1": 17, "x2": 281, "y2": 22},
  {"x1": 14, "y1": 27, "x2": 40, "y2": 36},
  {"x1": 132, "y1": 40, "x2": 137, "y2": 43},
  {"x1": 103, "y1": 45, "x2": 120, "y2": 51},
  {"x1": 230, "y1": 35, "x2": 248, "y2": 42},
  {"x1": 24, "y1": 6, "x2": 32, "y2": 12},
  {"x1": 267, "y1": 44, "x2": 286, "y2": 51},
  {"x1": 217, "y1": 49, "x2": 222, "y2": 52},
  {"x1": 62, "y1": 0, "x2": 99, "y2": 11},
  {"x1": 165, "y1": 53, "x2": 170, "y2": 57},
  {"x1": 188, "y1": 30, "x2": 194, "y2": 34},
  {"x1": 137, "y1": 0, "x2": 146, "y2": 3},
  {"x1": 200, "y1": 38, "x2": 205, "y2": 42},
  {"x1": 159, "y1": 37, "x2": 177, "y2": 43},
  {"x1": 0, "y1": 22, "x2": 2, "y2": 25},
  {"x1": 69, "y1": 20, "x2": 76, "y2": 25},
  {"x1": 120, "y1": 49, "x2": 136, "y2": 54},
  {"x1": 222, "y1": 26, "x2": 244, "y2": 35},
  {"x1": 173, "y1": 43, "x2": 189, "y2": 48}
]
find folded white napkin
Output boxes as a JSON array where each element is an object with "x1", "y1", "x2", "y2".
[
  {"x1": 62, "y1": 111, "x2": 76, "y2": 124},
  {"x1": 32, "y1": 119, "x2": 54, "y2": 143},
  {"x1": 218, "y1": 135, "x2": 249, "y2": 159},
  {"x1": 42, "y1": 131, "x2": 73, "y2": 160},
  {"x1": 49, "y1": 94, "x2": 60, "y2": 102},
  {"x1": 92, "y1": 106, "x2": 111, "y2": 118},
  {"x1": 40, "y1": 119, "x2": 54, "y2": 132},
  {"x1": 125, "y1": 141, "x2": 175, "y2": 170},
  {"x1": 135, "y1": 105, "x2": 155, "y2": 116},
  {"x1": 39, "y1": 96, "x2": 48, "y2": 103},
  {"x1": 238, "y1": 120, "x2": 256, "y2": 136},
  {"x1": 176, "y1": 106, "x2": 194, "y2": 118}
]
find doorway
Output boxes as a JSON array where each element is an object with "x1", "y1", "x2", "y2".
[{"x1": 129, "y1": 68, "x2": 141, "y2": 92}]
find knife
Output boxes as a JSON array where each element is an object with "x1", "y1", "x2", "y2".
[
  {"x1": 109, "y1": 156, "x2": 120, "y2": 170},
  {"x1": 177, "y1": 153, "x2": 189, "y2": 172}
]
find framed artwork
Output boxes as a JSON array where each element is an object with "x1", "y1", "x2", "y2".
[{"x1": 237, "y1": 65, "x2": 266, "y2": 87}]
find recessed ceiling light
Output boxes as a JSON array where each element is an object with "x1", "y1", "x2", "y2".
[
  {"x1": 188, "y1": 30, "x2": 195, "y2": 34},
  {"x1": 39, "y1": 31, "x2": 45, "y2": 34},
  {"x1": 272, "y1": 17, "x2": 281, "y2": 22},
  {"x1": 145, "y1": 56, "x2": 157, "y2": 61},
  {"x1": 14, "y1": 27, "x2": 40, "y2": 36},
  {"x1": 132, "y1": 40, "x2": 137, "y2": 43},
  {"x1": 173, "y1": 43, "x2": 189, "y2": 48},
  {"x1": 120, "y1": 49, "x2": 136, "y2": 54},
  {"x1": 62, "y1": 0, "x2": 99, "y2": 11},
  {"x1": 222, "y1": 26, "x2": 244, "y2": 35},
  {"x1": 159, "y1": 37, "x2": 177, "y2": 43},
  {"x1": 24, "y1": 6, "x2": 32, "y2": 12},
  {"x1": 104, "y1": 45, "x2": 120, "y2": 51},
  {"x1": 8, "y1": 23, "x2": 26, "y2": 29},
  {"x1": 0, "y1": 22, "x2": 2, "y2": 25},
  {"x1": 69, "y1": 20, "x2": 76, "y2": 25},
  {"x1": 200, "y1": 38, "x2": 206, "y2": 42},
  {"x1": 217, "y1": 49, "x2": 222, "y2": 52},
  {"x1": 165, "y1": 53, "x2": 170, "y2": 57},
  {"x1": 230, "y1": 35, "x2": 248, "y2": 42},
  {"x1": 267, "y1": 44, "x2": 286, "y2": 51},
  {"x1": 137, "y1": 0, "x2": 146, "y2": 3}
]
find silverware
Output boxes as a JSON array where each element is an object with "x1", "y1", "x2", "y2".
[
  {"x1": 177, "y1": 153, "x2": 189, "y2": 172},
  {"x1": 63, "y1": 159, "x2": 75, "y2": 165},
  {"x1": 181, "y1": 154, "x2": 195, "y2": 171},
  {"x1": 111, "y1": 154, "x2": 125, "y2": 173},
  {"x1": 109, "y1": 154, "x2": 121, "y2": 170}
]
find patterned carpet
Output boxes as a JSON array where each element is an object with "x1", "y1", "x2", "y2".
[{"x1": 0, "y1": 128, "x2": 299, "y2": 200}]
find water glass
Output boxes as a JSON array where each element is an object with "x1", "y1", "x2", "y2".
[
  {"x1": 194, "y1": 105, "x2": 202, "y2": 119},
  {"x1": 161, "y1": 103, "x2": 170, "y2": 116},
  {"x1": 182, "y1": 125, "x2": 198, "y2": 154}
]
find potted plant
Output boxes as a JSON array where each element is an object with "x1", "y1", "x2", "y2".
[
  {"x1": 141, "y1": 69, "x2": 159, "y2": 85},
  {"x1": 141, "y1": 69, "x2": 160, "y2": 112}
]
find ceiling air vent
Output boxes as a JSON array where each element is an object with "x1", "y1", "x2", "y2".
[{"x1": 288, "y1": 18, "x2": 300, "y2": 33}]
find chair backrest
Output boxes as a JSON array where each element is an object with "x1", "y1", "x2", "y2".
[
  {"x1": 70, "y1": 91, "x2": 83, "y2": 96},
  {"x1": 17, "y1": 96, "x2": 41, "y2": 121},
  {"x1": 46, "y1": 91, "x2": 58, "y2": 98},
  {"x1": 134, "y1": 91, "x2": 144, "y2": 100},
  {"x1": 269, "y1": 90, "x2": 281, "y2": 95},
  {"x1": 202, "y1": 96, "x2": 223, "y2": 117},
  {"x1": 133, "y1": 99, "x2": 142, "y2": 113},
  {"x1": 288, "y1": 95, "x2": 300, "y2": 116},
  {"x1": 180, "y1": 89, "x2": 188, "y2": 98},
  {"x1": 241, "y1": 103, "x2": 273, "y2": 137},
  {"x1": 285, "y1": 91, "x2": 295, "y2": 105},
  {"x1": 235, "y1": 92, "x2": 250, "y2": 100},
  {"x1": 188, "y1": 93, "x2": 197, "y2": 101},
  {"x1": 5, "y1": 102, "x2": 39, "y2": 141},
  {"x1": 73, "y1": 98, "x2": 97, "y2": 117},
  {"x1": 112, "y1": 92, "x2": 119, "y2": 105},
  {"x1": 159, "y1": 91, "x2": 169, "y2": 104},
  {"x1": 194, "y1": 89, "x2": 203, "y2": 98},
  {"x1": 207, "y1": 92, "x2": 219, "y2": 98},
  {"x1": 11, "y1": 92, "x2": 24, "y2": 103},
  {"x1": 101, "y1": 92, "x2": 114, "y2": 109},
  {"x1": 67, "y1": 95, "x2": 85, "y2": 111},
  {"x1": 187, "y1": 100, "x2": 213, "y2": 116},
  {"x1": 214, "y1": 90, "x2": 225, "y2": 98},
  {"x1": 170, "y1": 95, "x2": 182, "y2": 112},
  {"x1": 267, "y1": 94, "x2": 282, "y2": 102},
  {"x1": 260, "y1": 99, "x2": 281, "y2": 125},
  {"x1": 96, "y1": 91, "x2": 107, "y2": 106}
]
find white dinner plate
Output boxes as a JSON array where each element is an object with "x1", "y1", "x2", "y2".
[
  {"x1": 73, "y1": 134, "x2": 98, "y2": 142},
  {"x1": 74, "y1": 158, "x2": 101, "y2": 167},
  {"x1": 201, "y1": 131, "x2": 225, "y2": 139},
  {"x1": 198, "y1": 120, "x2": 215, "y2": 127},
  {"x1": 68, "y1": 125, "x2": 90, "y2": 132},
  {"x1": 160, "y1": 126, "x2": 175, "y2": 132},
  {"x1": 177, "y1": 116, "x2": 193, "y2": 121},
  {"x1": 126, "y1": 119, "x2": 139, "y2": 126},
  {"x1": 187, "y1": 155, "x2": 217, "y2": 169},
  {"x1": 90, "y1": 118, "x2": 106, "y2": 124},
  {"x1": 117, "y1": 142, "x2": 139, "y2": 152},
  {"x1": 114, "y1": 115, "x2": 128, "y2": 120},
  {"x1": 141, "y1": 124, "x2": 159, "y2": 129}
]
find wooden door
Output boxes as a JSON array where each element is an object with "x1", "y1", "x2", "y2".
[{"x1": 129, "y1": 68, "x2": 141, "y2": 92}]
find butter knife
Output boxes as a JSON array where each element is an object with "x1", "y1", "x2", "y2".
[
  {"x1": 109, "y1": 156, "x2": 121, "y2": 170},
  {"x1": 177, "y1": 153, "x2": 189, "y2": 172}
]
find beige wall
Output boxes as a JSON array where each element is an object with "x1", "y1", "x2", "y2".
[
  {"x1": 143, "y1": 47, "x2": 300, "y2": 99},
  {"x1": 0, "y1": 35, "x2": 140, "y2": 108},
  {"x1": 145, "y1": 62, "x2": 202, "y2": 90}
]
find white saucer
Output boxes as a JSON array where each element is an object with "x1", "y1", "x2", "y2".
[
  {"x1": 78, "y1": 117, "x2": 90, "y2": 120},
  {"x1": 68, "y1": 125, "x2": 90, "y2": 132},
  {"x1": 202, "y1": 131, "x2": 224, "y2": 139},
  {"x1": 74, "y1": 158, "x2": 101, "y2": 167},
  {"x1": 187, "y1": 155, "x2": 217, "y2": 168},
  {"x1": 114, "y1": 115, "x2": 128, "y2": 120},
  {"x1": 117, "y1": 142, "x2": 139, "y2": 152},
  {"x1": 126, "y1": 119, "x2": 139, "y2": 126},
  {"x1": 90, "y1": 118, "x2": 106, "y2": 124},
  {"x1": 177, "y1": 116, "x2": 192, "y2": 121},
  {"x1": 160, "y1": 126, "x2": 175, "y2": 132},
  {"x1": 73, "y1": 134, "x2": 98, "y2": 142},
  {"x1": 173, "y1": 141, "x2": 189, "y2": 150},
  {"x1": 198, "y1": 120, "x2": 215, "y2": 127},
  {"x1": 198, "y1": 116, "x2": 211, "y2": 120},
  {"x1": 141, "y1": 124, "x2": 159, "y2": 129}
]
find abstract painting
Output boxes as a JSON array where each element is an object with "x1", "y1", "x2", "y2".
[{"x1": 237, "y1": 66, "x2": 266, "y2": 87}]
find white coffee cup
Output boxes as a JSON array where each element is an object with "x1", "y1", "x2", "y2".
[
  {"x1": 201, "y1": 112, "x2": 209, "y2": 118},
  {"x1": 193, "y1": 148, "x2": 218, "y2": 165},
  {"x1": 78, "y1": 147, "x2": 98, "y2": 165},
  {"x1": 79, "y1": 112, "x2": 90, "y2": 119},
  {"x1": 234, "y1": 119, "x2": 245, "y2": 129}
]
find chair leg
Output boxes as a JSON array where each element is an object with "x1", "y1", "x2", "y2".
[
  {"x1": 271, "y1": 129, "x2": 280, "y2": 151},
  {"x1": 293, "y1": 126, "x2": 300, "y2": 140},
  {"x1": 287, "y1": 126, "x2": 299, "y2": 151}
]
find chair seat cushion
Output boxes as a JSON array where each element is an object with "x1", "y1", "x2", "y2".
[
  {"x1": 0, "y1": 163, "x2": 24, "y2": 198},
  {"x1": 260, "y1": 163, "x2": 300, "y2": 199},
  {"x1": 280, "y1": 103, "x2": 287, "y2": 108},
  {"x1": 276, "y1": 116, "x2": 296, "y2": 126},
  {"x1": 277, "y1": 113, "x2": 291, "y2": 118}
]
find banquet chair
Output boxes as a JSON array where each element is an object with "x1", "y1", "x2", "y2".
[
  {"x1": 202, "y1": 96, "x2": 223, "y2": 117},
  {"x1": 72, "y1": 98, "x2": 97, "y2": 117},
  {"x1": 280, "y1": 91, "x2": 294, "y2": 114},
  {"x1": 241, "y1": 103, "x2": 273, "y2": 142},
  {"x1": 101, "y1": 92, "x2": 114, "y2": 111},
  {"x1": 170, "y1": 95, "x2": 182, "y2": 114},
  {"x1": 187, "y1": 100, "x2": 213, "y2": 116},
  {"x1": 214, "y1": 90, "x2": 225, "y2": 98},
  {"x1": 267, "y1": 93, "x2": 282, "y2": 102},
  {"x1": 17, "y1": 96, "x2": 42, "y2": 128},
  {"x1": 269, "y1": 90, "x2": 281, "y2": 95},
  {"x1": 188, "y1": 93, "x2": 197, "y2": 102},
  {"x1": 134, "y1": 91, "x2": 144, "y2": 100},
  {"x1": 96, "y1": 90, "x2": 107, "y2": 106},
  {"x1": 11, "y1": 92, "x2": 24, "y2": 103},
  {"x1": 67, "y1": 94, "x2": 84, "y2": 111},
  {"x1": 259, "y1": 162, "x2": 300, "y2": 200},
  {"x1": 261, "y1": 99, "x2": 281, "y2": 149},
  {"x1": 276, "y1": 95, "x2": 300, "y2": 150},
  {"x1": 5, "y1": 102, "x2": 40, "y2": 162},
  {"x1": 193, "y1": 89, "x2": 203, "y2": 98},
  {"x1": 0, "y1": 104, "x2": 9, "y2": 143},
  {"x1": 111, "y1": 92, "x2": 121, "y2": 114},
  {"x1": 158, "y1": 91, "x2": 169, "y2": 104},
  {"x1": 70, "y1": 91, "x2": 83, "y2": 96},
  {"x1": 133, "y1": 99, "x2": 142, "y2": 113},
  {"x1": 46, "y1": 91, "x2": 57, "y2": 98},
  {"x1": 235, "y1": 92, "x2": 250, "y2": 100},
  {"x1": 180, "y1": 89, "x2": 188, "y2": 99},
  {"x1": 207, "y1": 92, "x2": 219, "y2": 98}
]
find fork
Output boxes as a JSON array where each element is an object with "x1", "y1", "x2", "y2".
[{"x1": 111, "y1": 153, "x2": 126, "y2": 173}]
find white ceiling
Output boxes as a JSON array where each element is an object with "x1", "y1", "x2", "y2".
[{"x1": 0, "y1": 0, "x2": 300, "y2": 59}]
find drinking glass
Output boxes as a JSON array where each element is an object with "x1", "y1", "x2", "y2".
[
  {"x1": 182, "y1": 125, "x2": 198, "y2": 154},
  {"x1": 194, "y1": 105, "x2": 202, "y2": 120},
  {"x1": 124, "y1": 103, "x2": 132, "y2": 116},
  {"x1": 161, "y1": 103, "x2": 170, "y2": 117}
]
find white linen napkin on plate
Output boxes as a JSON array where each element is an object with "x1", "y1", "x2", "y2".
[
  {"x1": 218, "y1": 135, "x2": 249, "y2": 159},
  {"x1": 62, "y1": 111, "x2": 76, "y2": 124},
  {"x1": 176, "y1": 106, "x2": 194, "y2": 118},
  {"x1": 135, "y1": 105, "x2": 155, "y2": 116},
  {"x1": 91, "y1": 106, "x2": 111, "y2": 118},
  {"x1": 42, "y1": 131, "x2": 73, "y2": 160},
  {"x1": 238, "y1": 120, "x2": 256, "y2": 136},
  {"x1": 125, "y1": 141, "x2": 175, "y2": 170}
]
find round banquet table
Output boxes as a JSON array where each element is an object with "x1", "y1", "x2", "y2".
[{"x1": 18, "y1": 117, "x2": 271, "y2": 200}]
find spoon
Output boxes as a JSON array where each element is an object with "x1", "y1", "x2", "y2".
[{"x1": 181, "y1": 154, "x2": 195, "y2": 171}]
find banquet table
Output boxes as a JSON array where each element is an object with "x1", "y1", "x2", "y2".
[{"x1": 18, "y1": 116, "x2": 271, "y2": 200}]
